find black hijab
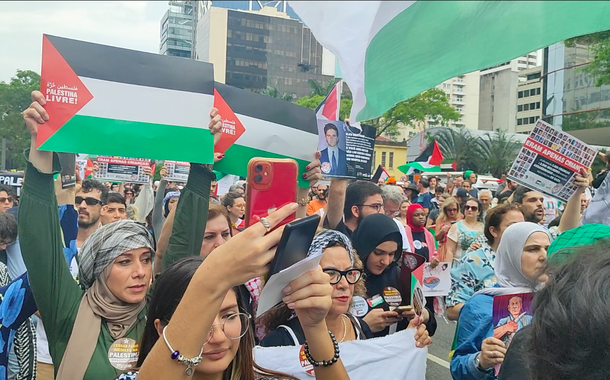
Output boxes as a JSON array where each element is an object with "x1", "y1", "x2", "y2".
[{"x1": 352, "y1": 213, "x2": 403, "y2": 269}]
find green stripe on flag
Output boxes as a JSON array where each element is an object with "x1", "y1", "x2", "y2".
[
  {"x1": 213, "y1": 144, "x2": 310, "y2": 188},
  {"x1": 359, "y1": 1, "x2": 610, "y2": 121},
  {"x1": 399, "y1": 162, "x2": 441, "y2": 174},
  {"x1": 39, "y1": 115, "x2": 214, "y2": 163}
]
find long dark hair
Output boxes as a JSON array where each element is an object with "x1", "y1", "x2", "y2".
[{"x1": 137, "y1": 257, "x2": 295, "y2": 380}]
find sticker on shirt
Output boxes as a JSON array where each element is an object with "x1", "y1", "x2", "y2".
[
  {"x1": 413, "y1": 240, "x2": 422, "y2": 250},
  {"x1": 382, "y1": 287, "x2": 402, "y2": 310},
  {"x1": 350, "y1": 296, "x2": 369, "y2": 317},
  {"x1": 108, "y1": 337, "x2": 139, "y2": 370},
  {"x1": 299, "y1": 344, "x2": 315, "y2": 377},
  {"x1": 367, "y1": 294, "x2": 384, "y2": 308}
]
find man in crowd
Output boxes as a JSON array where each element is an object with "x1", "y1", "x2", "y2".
[
  {"x1": 479, "y1": 189, "x2": 493, "y2": 219},
  {"x1": 100, "y1": 192, "x2": 127, "y2": 225},
  {"x1": 512, "y1": 186, "x2": 545, "y2": 224},
  {"x1": 75, "y1": 179, "x2": 107, "y2": 248},
  {"x1": 320, "y1": 123, "x2": 347, "y2": 176},
  {"x1": 381, "y1": 185, "x2": 403, "y2": 218},
  {"x1": 324, "y1": 179, "x2": 383, "y2": 237},
  {"x1": 210, "y1": 178, "x2": 220, "y2": 204},
  {"x1": 0, "y1": 185, "x2": 15, "y2": 213},
  {"x1": 416, "y1": 177, "x2": 432, "y2": 215},
  {"x1": 307, "y1": 183, "x2": 328, "y2": 215},
  {"x1": 495, "y1": 178, "x2": 516, "y2": 204},
  {"x1": 452, "y1": 176, "x2": 463, "y2": 196}
]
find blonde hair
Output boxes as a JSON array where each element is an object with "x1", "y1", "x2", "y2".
[{"x1": 438, "y1": 196, "x2": 462, "y2": 222}]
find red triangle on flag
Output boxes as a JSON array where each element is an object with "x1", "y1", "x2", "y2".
[
  {"x1": 213, "y1": 89, "x2": 245, "y2": 154},
  {"x1": 321, "y1": 84, "x2": 338, "y2": 120},
  {"x1": 430, "y1": 141, "x2": 444, "y2": 166},
  {"x1": 85, "y1": 157, "x2": 94, "y2": 178},
  {"x1": 451, "y1": 160, "x2": 457, "y2": 171},
  {"x1": 37, "y1": 35, "x2": 93, "y2": 149}
]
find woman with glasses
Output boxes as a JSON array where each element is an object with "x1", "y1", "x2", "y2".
[
  {"x1": 118, "y1": 205, "x2": 350, "y2": 380},
  {"x1": 353, "y1": 214, "x2": 436, "y2": 340},
  {"x1": 222, "y1": 192, "x2": 246, "y2": 234},
  {"x1": 435, "y1": 196, "x2": 463, "y2": 261},
  {"x1": 261, "y1": 230, "x2": 374, "y2": 347},
  {"x1": 445, "y1": 198, "x2": 484, "y2": 263}
]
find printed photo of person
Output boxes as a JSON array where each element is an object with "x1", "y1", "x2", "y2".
[
  {"x1": 492, "y1": 293, "x2": 534, "y2": 346},
  {"x1": 318, "y1": 121, "x2": 347, "y2": 176}
]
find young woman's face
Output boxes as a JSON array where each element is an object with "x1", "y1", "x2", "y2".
[
  {"x1": 411, "y1": 208, "x2": 426, "y2": 227},
  {"x1": 200, "y1": 215, "x2": 232, "y2": 257},
  {"x1": 168, "y1": 197, "x2": 179, "y2": 212},
  {"x1": 464, "y1": 200, "x2": 480, "y2": 219},
  {"x1": 107, "y1": 247, "x2": 153, "y2": 304},
  {"x1": 400, "y1": 202, "x2": 409, "y2": 217},
  {"x1": 320, "y1": 246, "x2": 355, "y2": 316},
  {"x1": 520, "y1": 232, "x2": 550, "y2": 283},
  {"x1": 462, "y1": 181, "x2": 472, "y2": 191},
  {"x1": 228, "y1": 197, "x2": 246, "y2": 219},
  {"x1": 366, "y1": 240, "x2": 398, "y2": 275},
  {"x1": 444, "y1": 203, "x2": 459, "y2": 220},
  {"x1": 429, "y1": 178, "x2": 437, "y2": 187}
]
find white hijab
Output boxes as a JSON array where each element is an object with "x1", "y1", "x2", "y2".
[{"x1": 476, "y1": 222, "x2": 550, "y2": 296}]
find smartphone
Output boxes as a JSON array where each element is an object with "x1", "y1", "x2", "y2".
[
  {"x1": 266, "y1": 214, "x2": 321, "y2": 279},
  {"x1": 58, "y1": 153, "x2": 76, "y2": 188},
  {"x1": 245, "y1": 158, "x2": 298, "y2": 229},
  {"x1": 396, "y1": 305, "x2": 413, "y2": 313}
]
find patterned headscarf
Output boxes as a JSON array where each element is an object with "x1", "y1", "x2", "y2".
[
  {"x1": 78, "y1": 219, "x2": 154, "y2": 289},
  {"x1": 308, "y1": 229, "x2": 355, "y2": 265}
]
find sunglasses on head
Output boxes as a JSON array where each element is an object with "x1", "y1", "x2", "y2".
[
  {"x1": 0, "y1": 197, "x2": 13, "y2": 203},
  {"x1": 464, "y1": 205, "x2": 479, "y2": 211},
  {"x1": 75, "y1": 196, "x2": 103, "y2": 206}
]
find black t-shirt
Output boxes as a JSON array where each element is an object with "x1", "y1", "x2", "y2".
[
  {"x1": 411, "y1": 230, "x2": 429, "y2": 261},
  {"x1": 323, "y1": 216, "x2": 353, "y2": 238},
  {"x1": 260, "y1": 314, "x2": 373, "y2": 347}
]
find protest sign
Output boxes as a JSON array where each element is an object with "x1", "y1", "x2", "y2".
[
  {"x1": 422, "y1": 262, "x2": 451, "y2": 297},
  {"x1": 76, "y1": 154, "x2": 93, "y2": 180},
  {"x1": 0, "y1": 172, "x2": 23, "y2": 197},
  {"x1": 492, "y1": 292, "x2": 534, "y2": 375},
  {"x1": 317, "y1": 120, "x2": 375, "y2": 179},
  {"x1": 213, "y1": 82, "x2": 318, "y2": 188},
  {"x1": 164, "y1": 160, "x2": 190, "y2": 182},
  {"x1": 507, "y1": 119, "x2": 596, "y2": 202},
  {"x1": 254, "y1": 329, "x2": 427, "y2": 379},
  {"x1": 38, "y1": 35, "x2": 215, "y2": 163},
  {"x1": 95, "y1": 156, "x2": 152, "y2": 184}
]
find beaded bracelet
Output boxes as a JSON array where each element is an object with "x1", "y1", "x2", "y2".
[
  {"x1": 303, "y1": 331, "x2": 340, "y2": 367},
  {"x1": 162, "y1": 326, "x2": 204, "y2": 376}
]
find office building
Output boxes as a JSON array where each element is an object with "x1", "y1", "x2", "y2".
[
  {"x1": 516, "y1": 66, "x2": 543, "y2": 133},
  {"x1": 194, "y1": 4, "x2": 335, "y2": 97},
  {"x1": 435, "y1": 71, "x2": 481, "y2": 130},
  {"x1": 159, "y1": 1, "x2": 196, "y2": 58},
  {"x1": 196, "y1": 1, "x2": 301, "y2": 20}
]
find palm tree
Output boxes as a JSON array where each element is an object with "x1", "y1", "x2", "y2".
[
  {"x1": 433, "y1": 127, "x2": 485, "y2": 172},
  {"x1": 477, "y1": 129, "x2": 521, "y2": 178},
  {"x1": 258, "y1": 86, "x2": 295, "y2": 102},
  {"x1": 307, "y1": 79, "x2": 337, "y2": 97}
]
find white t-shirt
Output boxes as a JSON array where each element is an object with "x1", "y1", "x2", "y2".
[{"x1": 393, "y1": 219, "x2": 413, "y2": 253}]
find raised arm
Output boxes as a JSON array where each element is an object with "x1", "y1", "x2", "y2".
[
  {"x1": 324, "y1": 178, "x2": 348, "y2": 229},
  {"x1": 152, "y1": 172, "x2": 168, "y2": 239},
  {"x1": 558, "y1": 168, "x2": 590, "y2": 233}
]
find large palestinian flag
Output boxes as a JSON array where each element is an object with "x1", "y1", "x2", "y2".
[
  {"x1": 38, "y1": 35, "x2": 215, "y2": 163},
  {"x1": 399, "y1": 140, "x2": 443, "y2": 175},
  {"x1": 213, "y1": 82, "x2": 318, "y2": 188},
  {"x1": 289, "y1": 1, "x2": 610, "y2": 122}
]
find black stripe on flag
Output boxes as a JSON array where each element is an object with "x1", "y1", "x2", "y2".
[
  {"x1": 215, "y1": 82, "x2": 317, "y2": 135},
  {"x1": 45, "y1": 34, "x2": 213, "y2": 95}
]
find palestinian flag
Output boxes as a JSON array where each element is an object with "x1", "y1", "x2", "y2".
[
  {"x1": 398, "y1": 141, "x2": 443, "y2": 174},
  {"x1": 213, "y1": 82, "x2": 318, "y2": 188},
  {"x1": 371, "y1": 165, "x2": 390, "y2": 184},
  {"x1": 315, "y1": 80, "x2": 342, "y2": 121},
  {"x1": 38, "y1": 35, "x2": 215, "y2": 163},
  {"x1": 289, "y1": 1, "x2": 610, "y2": 121}
]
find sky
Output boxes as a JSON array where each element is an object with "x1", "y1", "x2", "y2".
[{"x1": 0, "y1": 1, "x2": 169, "y2": 83}]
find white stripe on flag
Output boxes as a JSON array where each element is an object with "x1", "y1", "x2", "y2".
[{"x1": 78, "y1": 77, "x2": 214, "y2": 129}]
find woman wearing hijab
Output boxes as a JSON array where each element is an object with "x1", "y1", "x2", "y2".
[
  {"x1": 450, "y1": 222, "x2": 550, "y2": 380},
  {"x1": 352, "y1": 214, "x2": 436, "y2": 338},
  {"x1": 404, "y1": 204, "x2": 437, "y2": 262},
  {"x1": 18, "y1": 90, "x2": 215, "y2": 380}
]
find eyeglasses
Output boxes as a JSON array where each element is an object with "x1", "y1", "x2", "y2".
[
  {"x1": 464, "y1": 205, "x2": 479, "y2": 211},
  {"x1": 75, "y1": 196, "x2": 103, "y2": 206},
  {"x1": 0, "y1": 197, "x2": 13, "y2": 203},
  {"x1": 323, "y1": 268, "x2": 363, "y2": 285},
  {"x1": 204, "y1": 313, "x2": 251, "y2": 344},
  {"x1": 358, "y1": 203, "x2": 383, "y2": 212},
  {"x1": 445, "y1": 208, "x2": 458, "y2": 213}
]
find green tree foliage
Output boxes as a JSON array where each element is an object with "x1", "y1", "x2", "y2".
[
  {"x1": 433, "y1": 127, "x2": 520, "y2": 176},
  {"x1": 307, "y1": 79, "x2": 337, "y2": 97},
  {"x1": 257, "y1": 86, "x2": 295, "y2": 102},
  {"x1": 294, "y1": 94, "x2": 353, "y2": 121},
  {"x1": 0, "y1": 70, "x2": 41, "y2": 170},
  {"x1": 565, "y1": 31, "x2": 610, "y2": 87}
]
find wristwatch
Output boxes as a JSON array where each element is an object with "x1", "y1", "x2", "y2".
[{"x1": 475, "y1": 353, "x2": 487, "y2": 372}]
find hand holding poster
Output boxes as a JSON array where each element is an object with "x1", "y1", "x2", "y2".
[
  {"x1": 95, "y1": 156, "x2": 152, "y2": 184},
  {"x1": 507, "y1": 119, "x2": 596, "y2": 202},
  {"x1": 163, "y1": 161, "x2": 190, "y2": 182},
  {"x1": 317, "y1": 120, "x2": 375, "y2": 179}
]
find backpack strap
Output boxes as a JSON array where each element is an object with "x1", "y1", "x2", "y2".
[
  {"x1": 344, "y1": 314, "x2": 367, "y2": 340},
  {"x1": 278, "y1": 324, "x2": 299, "y2": 346}
]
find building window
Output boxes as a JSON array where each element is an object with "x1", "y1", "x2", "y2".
[
  {"x1": 518, "y1": 105, "x2": 523, "y2": 112},
  {"x1": 517, "y1": 118, "x2": 523, "y2": 125},
  {"x1": 518, "y1": 91, "x2": 523, "y2": 98},
  {"x1": 537, "y1": 88, "x2": 541, "y2": 95},
  {"x1": 530, "y1": 102, "x2": 535, "y2": 109},
  {"x1": 443, "y1": 83, "x2": 451, "y2": 89},
  {"x1": 529, "y1": 117, "x2": 535, "y2": 124},
  {"x1": 524, "y1": 104, "x2": 529, "y2": 111},
  {"x1": 389, "y1": 152, "x2": 394, "y2": 169},
  {"x1": 536, "y1": 102, "x2": 540, "y2": 109},
  {"x1": 381, "y1": 152, "x2": 386, "y2": 167}
]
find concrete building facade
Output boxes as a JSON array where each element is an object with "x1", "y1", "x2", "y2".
[{"x1": 516, "y1": 66, "x2": 543, "y2": 134}]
